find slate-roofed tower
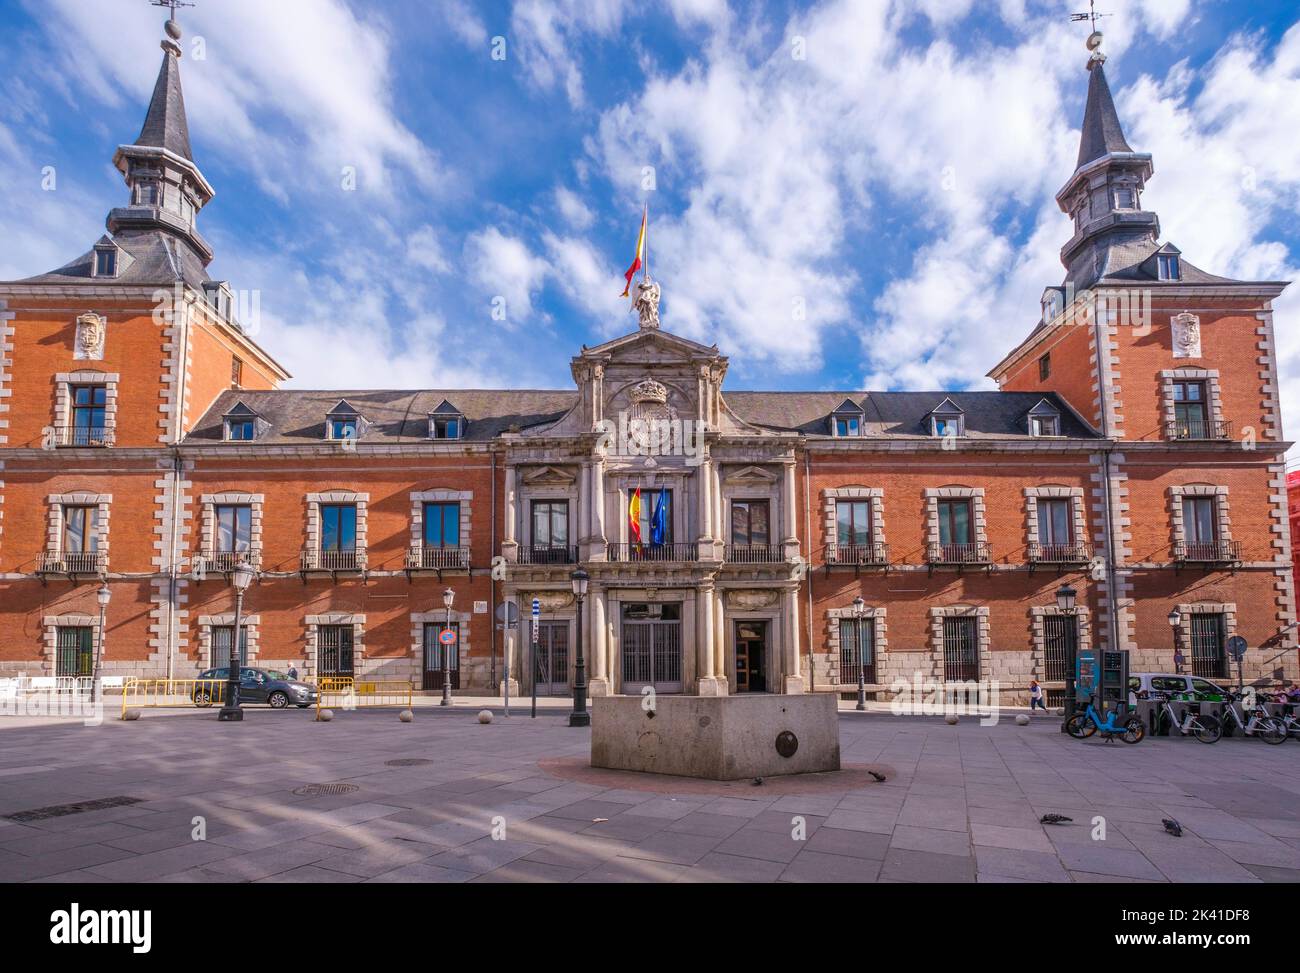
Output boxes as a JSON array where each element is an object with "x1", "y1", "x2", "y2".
[{"x1": 1054, "y1": 47, "x2": 1160, "y2": 289}]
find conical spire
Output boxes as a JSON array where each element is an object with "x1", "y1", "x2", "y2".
[
  {"x1": 1076, "y1": 56, "x2": 1132, "y2": 168},
  {"x1": 135, "y1": 43, "x2": 194, "y2": 161}
]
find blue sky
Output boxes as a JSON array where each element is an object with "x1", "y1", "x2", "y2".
[{"x1": 2, "y1": 0, "x2": 1299, "y2": 409}]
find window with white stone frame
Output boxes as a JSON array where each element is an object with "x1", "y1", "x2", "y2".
[
  {"x1": 1024, "y1": 486, "x2": 1090, "y2": 563},
  {"x1": 411, "y1": 608, "x2": 473, "y2": 686},
  {"x1": 822, "y1": 487, "x2": 886, "y2": 564},
  {"x1": 1030, "y1": 605, "x2": 1090, "y2": 699},
  {"x1": 1173, "y1": 602, "x2": 1236, "y2": 681},
  {"x1": 196, "y1": 492, "x2": 264, "y2": 576},
  {"x1": 825, "y1": 604, "x2": 888, "y2": 686},
  {"x1": 1160, "y1": 368, "x2": 1227, "y2": 441},
  {"x1": 924, "y1": 487, "x2": 988, "y2": 564},
  {"x1": 305, "y1": 613, "x2": 365, "y2": 679},
  {"x1": 196, "y1": 614, "x2": 261, "y2": 669},
  {"x1": 408, "y1": 489, "x2": 472, "y2": 569},
  {"x1": 1168, "y1": 485, "x2": 1236, "y2": 562},
  {"x1": 52, "y1": 370, "x2": 119, "y2": 447},
  {"x1": 42, "y1": 613, "x2": 100, "y2": 676},
  {"x1": 929, "y1": 606, "x2": 990, "y2": 685},
  {"x1": 304, "y1": 491, "x2": 368, "y2": 571},
  {"x1": 42, "y1": 491, "x2": 111, "y2": 573}
]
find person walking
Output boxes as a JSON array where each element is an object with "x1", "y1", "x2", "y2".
[
  {"x1": 1029, "y1": 679, "x2": 1047, "y2": 713},
  {"x1": 288, "y1": 663, "x2": 299, "y2": 681}
]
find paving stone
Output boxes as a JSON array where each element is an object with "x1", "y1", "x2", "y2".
[
  {"x1": 713, "y1": 826, "x2": 804, "y2": 863},
  {"x1": 890, "y1": 825, "x2": 972, "y2": 857},
  {"x1": 1053, "y1": 843, "x2": 1165, "y2": 881},
  {"x1": 823, "y1": 808, "x2": 898, "y2": 835},
  {"x1": 973, "y1": 847, "x2": 1070, "y2": 883},
  {"x1": 879, "y1": 847, "x2": 976, "y2": 883},
  {"x1": 677, "y1": 852, "x2": 786, "y2": 883},
  {"x1": 803, "y1": 826, "x2": 890, "y2": 860},
  {"x1": 970, "y1": 823, "x2": 1054, "y2": 853},
  {"x1": 664, "y1": 812, "x2": 749, "y2": 839},
  {"x1": 779, "y1": 849, "x2": 882, "y2": 883}
]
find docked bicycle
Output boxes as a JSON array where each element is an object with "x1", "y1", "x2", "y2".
[{"x1": 1066, "y1": 695, "x2": 1145, "y2": 744}]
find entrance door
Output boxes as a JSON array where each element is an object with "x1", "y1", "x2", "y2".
[
  {"x1": 423, "y1": 622, "x2": 460, "y2": 690},
  {"x1": 534, "y1": 621, "x2": 570, "y2": 695},
  {"x1": 620, "y1": 603, "x2": 682, "y2": 694},
  {"x1": 735, "y1": 621, "x2": 767, "y2": 693}
]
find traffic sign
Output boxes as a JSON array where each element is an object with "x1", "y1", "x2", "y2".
[
  {"x1": 1226, "y1": 635, "x2": 1248, "y2": 661},
  {"x1": 438, "y1": 628, "x2": 457, "y2": 646},
  {"x1": 531, "y1": 598, "x2": 541, "y2": 618},
  {"x1": 495, "y1": 602, "x2": 519, "y2": 624}
]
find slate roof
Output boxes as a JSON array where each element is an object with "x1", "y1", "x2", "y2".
[
  {"x1": 1077, "y1": 59, "x2": 1132, "y2": 168},
  {"x1": 18, "y1": 228, "x2": 211, "y2": 287},
  {"x1": 135, "y1": 48, "x2": 193, "y2": 161},
  {"x1": 187, "y1": 388, "x2": 1097, "y2": 445}
]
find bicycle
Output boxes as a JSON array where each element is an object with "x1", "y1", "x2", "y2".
[
  {"x1": 1066, "y1": 696, "x2": 1145, "y2": 744},
  {"x1": 1149, "y1": 692, "x2": 1220, "y2": 744},
  {"x1": 1255, "y1": 693, "x2": 1299, "y2": 741},
  {"x1": 1219, "y1": 692, "x2": 1287, "y2": 745}
]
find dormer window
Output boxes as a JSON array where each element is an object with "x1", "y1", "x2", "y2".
[
  {"x1": 93, "y1": 246, "x2": 118, "y2": 279},
  {"x1": 222, "y1": 401, "x2": 260, "y2": 442},
  {"x1": 326, "y1": 399, "x2": 364, "y2": 442},
  {"x1": 1028, "y1": 399, "x2": 1062, "y2": 438},
  {"x1": 428, "y1": 400, "x2": 465, "y2": 440},
  {"x1": 1041, "y1": 287, "x2": 1064, "y2": 325},
  {"x1": 135, "y1": 182, "x2": 159, "y2": 206},
  {"x1": 330, "y1": 418, "x2": 357, "y2": 440},
  {"x1": 829, "y1": 398, "x2": 865, "y2": 438},
  {"x1": 204, "y1": 281, "x2": 235, "y2": 321},
  {"x1": 1157, "y1": 254, "x2": 1181, "y2": 280},
  {"x1": 1114, "y1": 187, "x2": 1138, "y2": 210},
  {"x1": 929, "y1": 398, "x2": 964, "y2": 438}
]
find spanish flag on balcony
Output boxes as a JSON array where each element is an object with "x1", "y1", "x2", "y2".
[
  {"x1": 629, "y1": 487, "x2": 643, "y2": 546},
  {"x1": 621, "y1": 204, "x2": 648, "y2": 297}
]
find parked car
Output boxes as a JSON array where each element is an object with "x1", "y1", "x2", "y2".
[
  {"x1": 1129, "y1": 672, "x2": 1231, "y2": 702},
  {"x1": 192, "y1": 667, "x2": 318, "y2": 709}
]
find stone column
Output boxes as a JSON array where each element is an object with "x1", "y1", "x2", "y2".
[
  {"x1": 782, "y1": 586, "x2": 805, "y2": 694},
  {"x1": 696, "y1": 583, "x2": 721, "y2": 695},
  {"x1": 782, "y1": 460, "x2": 799, "y2": 557},
  {"x1": 592, "y1": 460, "x2": 608, "y2": 553},
  {"x1": 589, "y1": 586, "x2": 610, "y2": 696},
  {"x1": 499, "y1": 596, "x2": 521, "y2": 697},
  {"x1": 714, "y1": 588, "x2": 729, "y2": 692},
  {"x1": 502, "y1": 465, "x2": 519, "y2": 562},
  {"x1": 578, "y1": 460, "x2": 591, "y2": 549},
  {"x1": 697, "y1": 456, "x2": 714, "y2": 546}
]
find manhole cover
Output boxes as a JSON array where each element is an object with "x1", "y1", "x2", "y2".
[
  {"x1": 293, "y1": 783, "x2": 360, "y2": 797},
  {"x1": 4, "y1": 795, "x2": 143, "y2": 822},
  {"x1": 775, "y1": 731, "x2": 799, "y2": 758},
  {"x1": 384, "y1": 758, "x2": 433, "y2": 767}
]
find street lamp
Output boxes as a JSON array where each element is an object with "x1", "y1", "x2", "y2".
[
  {"x1": 91, "y1": 583, "x2": 111, "y2": 703},
  {"x1": 852, "y1": 596, "x2": 867, "y2": 711},
  {"x1": 441, "y1": 587, "x2": 455, "y2": 706},
  {"x1": 568, "y1": 568, "x2": 591, "y2": 728},
  {"x1": 1168, "y1": 608, "x2": 1183, "y2": 673},
  {"x1": 1055, "y1": 584, "x2": 1078, "y2": 733},
  {"x1": 218, "y1": 562, "x2": 256, "y2": 722}
]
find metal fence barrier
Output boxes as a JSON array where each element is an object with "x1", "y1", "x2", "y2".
[
  {"x1": 120, "y1": 678, "x2": 228, "y2": 719},
  {"x1": 317, "y1": 680, "x2": 413, "y2": 716}
]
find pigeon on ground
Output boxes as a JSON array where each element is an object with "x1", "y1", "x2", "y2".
[
  {"x1": 1040, "y1": 813, "x2": 1073, "y2": 825},
  {"x1": 751, "y1": 777, "x2": 763, "y2": 786},
  {"x1": 1162, "y1": 818, "x2": 1183, "y2": 837},
  {"x1": 869, "y1": 771, "x2": 886, "y2": 782}
]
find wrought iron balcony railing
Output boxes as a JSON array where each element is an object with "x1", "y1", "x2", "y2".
[
  {"x1": 53, "y1": 426, "x2": 113, "y2": 447},
  {"x1": 926, "y1": 541, "x2": 992, "y2": 565},
  {"x1": 607, "y1": 542, "x2": 699, "y2": 563},
  {"x1": 826, "y1": 543, "x2": 889, "y2": 567},
  {"x1": 1173, "y1": 539, "x2": 1241, "y2": 563},
  {"x1": 302, "y1": 549, "x2": 366, "y2": 572},
  {"x1": 197, "y1": 550, "x2": 261, "y2": 573},
  {"x1": 1167, "y1": 419, "x2": 1232, "y2": 442},
  {"x1": 405, "y1": 546, "x2": 471, "y2": 570},
  {"x1": 724, "y1": 544, "x2": 783, "y2": 563},
  {"x1": 516, "y1": 545, "x2": 577, "y2": 565},
  {"x1": 37, "y1": 551, "x2": 106, "y2": 574},
  {"x1": 1027, "y1": 541, "x2": 1093, "y2": 564}
]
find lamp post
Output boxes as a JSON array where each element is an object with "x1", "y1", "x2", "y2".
[
  {"x1": 852, "y1": 596, "x2": 867, "y2": 711},
  {"x1": 218, "y1": 562, "x2": 256, "y2": 722},
  {"x1": 1056, "y1": 583, "x2": 1077, "y2": 733},
  {"x1": 568, "y1": 568, "x2": 590, "y2": 728},
  {"x1": 441, "y1": 587, "x2": 455, "y2": 706},
  {"x1": 91, "y1": 583, "x2": 111, "y2": 703},
  {"x1": 1168, "y1": 608, "x2": 1182, "y2": 673}
]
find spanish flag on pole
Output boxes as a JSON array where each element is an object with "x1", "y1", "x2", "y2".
[
  {"x1": 628, "y1": 486, "x2": 643, "y2": 547},
  {"x1": 621, "y1": 204, "x2": 647, "y2": 297}
]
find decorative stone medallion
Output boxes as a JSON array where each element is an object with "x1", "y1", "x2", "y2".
[
  {"x1": 74, "y1": 312, "x2": 106, "y2": 361},
  {"x1": 1171, "y1": 312, "x2": 1201, "y2": 359},
  {"x1": 726, "y1": 589, "x2": 779, "y2": 610}
]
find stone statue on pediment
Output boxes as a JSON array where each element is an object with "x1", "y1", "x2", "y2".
[{"x1": 633, "y1": 277, "x2": 661, "y2": 330}]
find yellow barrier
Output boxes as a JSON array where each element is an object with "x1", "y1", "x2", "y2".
[
  {"x1": 317, "y1": 680, "x2": 413, "y2": 716},
  {"x1": 121, "y1": 678, "x2": 228, "y2": 719},
  {"x1": 316, "y1": 676, "x2": 355, "y2": 693}
]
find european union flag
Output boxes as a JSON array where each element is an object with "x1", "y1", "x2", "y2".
[{"x1": 650, "y1": 487, "x2": 668, "y2": 546}]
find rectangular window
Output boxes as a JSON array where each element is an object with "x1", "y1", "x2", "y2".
[
  {"x1": 1114, "y1": 187, "x2": 1136, "y2": 209},
  {"x1": 839, "y1": 617, "x2": 876, "y2": 685},
  {"x1": 215, "y1": 505, "x2": 252, "y2": 553},
  {"x1": 731, "y1": 500, "x2": 770, "y2": 547},
  {"x1": 211, "y1": 625, "x2": 249, "y2": 669},
  {"x1": 226, "y1": 419, "x2": 255, "y2": 441},
  {"x1": 136, "y1": 183, "x2": 158, "y2": 205},
  {"x1": 1031, "y1": 415, "x2": 1059, "y2": 436},
  {"x1": 422, "y1": 501, "x2": 460, "y2": 548},
  {"x1": 942, "y1": 616, "x2": 979, "y2": 682},
  {"x1": 636, "y1": 489, "x2": 672, "y2": 545},
  {"x1": 1157, "y1": 254, "x2": 1181, "y2": 280},
  {"x1": 937, "y1": 499, "x2": 972, "y2": 547},
  {"x1": 834, "y1": 416, "x2": 859, "y2": 436},
  {"x1": 62, "y1": 505, "x2": 98, "y2": 554},
  {"x1": 70, "y1": 385, "x2": 107, "y2": 445},
  {"x1": 1038, "y1": 353, "x2": 1051, "y2": 380},
  {"x1": 320, "y1": 504, "x2": 357, "y2": 552},
  {"x1": 1189, "y1": 613, "x2": 1227, "y2": 680},
  {"x1": 431, "y1": 417, "x2": 460, "y2": 439},
  {"x1": 231, "y1": 357, "x2": 243, "y2": 388},
  {"x1": 1172, "y1": 380, "x2": 1208, "y2": 438},
  {"x1": 835, "y1": 499, "x2": 872, "y2": 549},
  {"x1": 1182, "y1": 496, "x2": 1217, "y2": 545},
  {"x1": 1037, "y1": 499, "x2": 1073, "y2": 547},
  {"x1": 1043, "y1": 614, "x2": 1076, "y2": 682},
  {"x1": 318, "y1": 625, "x2": 354, "y2": 677},
  {"x1": 94, "y1": 249, "x2": 117, "y2": 277},
  {"x1": 531, "y1": 500, "x2": 568, "y2": 548},
  {"x1": 933, "y1": 417, "x2": 960, "y2": 437},
  {"x1": 55, "y1": 626, "x2": 95, "y2": 677}
]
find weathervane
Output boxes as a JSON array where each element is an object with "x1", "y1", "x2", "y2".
[
  {"x1": 1070, "y1": 0, "x2": 1110, "y2": 55},
  {"x1": 151, "y1": 0, "x2": 196, "y2": 19}
]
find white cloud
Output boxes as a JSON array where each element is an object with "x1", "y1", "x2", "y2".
[
  {"x1": 443, "y1": 0, "x2": 490, "y2": 48},
  {"x1": 543, "y1": 231, "x2": 630, "y2": 330},
  {"x1": 405, "y1": 225, "x2": 451, "y2": 274},
  {"x1": 464, "y1": 226, "x2": 551, "y2": 326},
  {"x1": 554, "y1": 186, "x2": 595, "y2": 230},
  {"x1": 510, "y1": 0, "x2": 632, "y2": 108}
]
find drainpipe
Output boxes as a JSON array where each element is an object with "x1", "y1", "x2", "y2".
[
  {"x1": 165, "y1": 291, "x2": 193, "y2": 681},
  {"x1": 490, "y1": 449, "x2": 498, "y2": 690},
  {"x1": 804, "y1": 447, "x2": 815, "y2": 692},
  {"x1": 1093, "y1": 302, "x2": 1122, "y2": 655}
]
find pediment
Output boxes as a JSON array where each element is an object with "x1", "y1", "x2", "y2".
[
  {"x1": 522, "y1": 465, "x2": 577, "y2": 485},
  {"x1": 723, "y1": 465, "x2": 780, "y2": 484}
]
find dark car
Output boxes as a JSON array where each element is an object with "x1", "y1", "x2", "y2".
[{"x1": 193, "y1": 667, "x2": 318, "y2": 709}]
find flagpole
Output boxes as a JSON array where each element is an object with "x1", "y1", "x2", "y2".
[{"x1": 643, "y1": 201, "x2": 649, "y2": 281}]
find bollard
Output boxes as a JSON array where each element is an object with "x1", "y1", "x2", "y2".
[
  {"x1": 1015, "y1": 714, "x2": 1030, "y2": 726},
  {"x1": 121, "y1": 708, "x2": 141, "y2": 722},
  {"x1": 944, "y1": 714, "x2": 959, "y2": 725},
  {"x1": 478, "y1": 709, "x2": 493, "y2": 724},
  {"x1": 398, "y1": 709, "x2": 414, "y2": 723},
  {"x1": 316, "y1": 708, "x2": 334, "y2": 722}
]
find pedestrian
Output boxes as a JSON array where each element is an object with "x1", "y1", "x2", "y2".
[
  {"x1": 1029, "y1": 679, "x2": 1047, "y2": 713},
  {"x1": 288, "y1": 663, "x2": 299, "y2": 681},
  {"x1": 1173, "y1": 648, "x2": 1186, "y2": 674}
]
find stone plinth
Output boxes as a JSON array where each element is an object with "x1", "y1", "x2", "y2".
[{"x1": 591, "y1": 693, "x2": 840, "y2": 780}]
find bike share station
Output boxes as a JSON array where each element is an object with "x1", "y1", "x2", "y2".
[{"x1": 1067, "y1": 647, "x2": 1146, "y2": 743}]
